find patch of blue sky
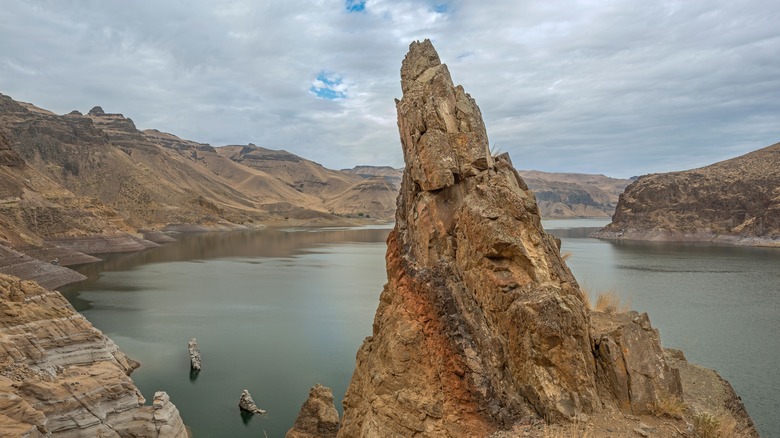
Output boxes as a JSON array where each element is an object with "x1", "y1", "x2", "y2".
[
  {"x1": 310, "y1": 72, "x2": 348, "y2": 100},
  {"x1": 346, "y1": 0, "x2": 366, "y2": 13},
  {"x1": 432, "y1": 3, "x2": 448, "y2": 13}
]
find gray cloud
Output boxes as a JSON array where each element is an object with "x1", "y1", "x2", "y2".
[{"x1": 1, "y1": 0, "x2": 777, "y2": 177}]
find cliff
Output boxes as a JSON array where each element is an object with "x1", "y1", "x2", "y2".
[
  {"x1": 0, "y1": 273, "x2": 186, "y2": 436},
  {"x1": 593, "y1": 142, "x2": 780, "y2": 246},
  {"x1": 517, "y1": 170, "x2": 632, "y2": 218},
  {"x1": 337, "y1": 40, "x2": 757, "y2": 437}
]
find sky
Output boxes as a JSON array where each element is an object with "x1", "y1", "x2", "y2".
[{"x1": 1, "y1": 0, "x2": 778, "y2": 178}]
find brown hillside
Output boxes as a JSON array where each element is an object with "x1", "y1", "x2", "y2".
[
  {"x1": 0, "y1": 94, "x2": 329, "y2": 230},
  {"x1": 594, "y1": 142, "x2": 780, "y2": 246},
  {"x1": 518, "y1": 170, "x2": 631, "y2": 218},
  {"x1": 217, "y1": 145, "x2": 400, "y2": 219}
]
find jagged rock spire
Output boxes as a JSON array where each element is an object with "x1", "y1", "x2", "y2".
[
  {"x1": 339, "y1": 39, "x2": 598, "y2": 437},
  {"x1": 338, "y1": 39, "x2": 682, "y2": 438}
]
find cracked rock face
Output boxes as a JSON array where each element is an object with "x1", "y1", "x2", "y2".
[
  {"x1": 0, "y1": 273, "x2": 187, "y2": 437},
  {"x1": 338, "y1": 40, "x2": 683, "y2": 437},
  {"x1": 339, "y1": 40, "x2": 599, "y2": 437},
  {"x1": 286, "y1": 384, "x2": 340, "y2": 438}
]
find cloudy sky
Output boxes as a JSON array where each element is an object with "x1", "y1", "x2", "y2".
[{"x1": 1, "y1": 0, "x2": 778, "y2": 178}]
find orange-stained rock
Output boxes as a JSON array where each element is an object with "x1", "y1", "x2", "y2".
[
  {"x1": 337, "y1": 40, "x2": 692, "y2": 437},
  {"x1": 339, "y1": 40, "x2": 598, "y2": 437}
]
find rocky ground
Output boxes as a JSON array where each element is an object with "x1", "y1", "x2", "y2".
[{"x1": 0, "y1": 273, "x2": 187, "y2": 437}]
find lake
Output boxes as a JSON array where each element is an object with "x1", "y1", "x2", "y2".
[{"x1": 61, "y1": 220, "x2": 779, "y2": 437}]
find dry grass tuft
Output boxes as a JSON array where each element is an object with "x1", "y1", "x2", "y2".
[
  {"x1": 691, "y1": 410, "x2": 752, "y2": 438},
  {"x1": 653, "y1": 393, "x2": 686, "y2": 419},
  {"x1": 693, "y1": 411, "x2": 721, "y2": 438},
  {"x1": 582, "y1": 288, "x2": 631, "y2": 313},
  {"x1": 542, "y1": 418, "x2": 590, "y2": 438},
  {"x1": 561, "y1": 251, "x2": 573, "y2": 262}
]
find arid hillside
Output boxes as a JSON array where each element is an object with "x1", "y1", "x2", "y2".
[
  {"x1": 217, "y1": 144, "x2": 400, "y2": 219},
  {"x1": 594, "y1": 142, "x2": 780, "y2": 245},
  {"x1": 518, "y1": 170, "x2": 632, "y2": 218},
  {"x1": 0, "y1": 93, "x2": 402, "y2": 241}
]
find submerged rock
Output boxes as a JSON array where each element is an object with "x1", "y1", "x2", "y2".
[
  {"x1": 188, "y1": 338, "x2": 202, "y2": 371},
  {"x1": 286, "y1": 384, "x2": 340, "y2": 438},
  {"x1": 239, "y1": 389, "x2": 266, "y2": 414}
]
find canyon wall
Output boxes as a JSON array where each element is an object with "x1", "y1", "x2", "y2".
[
  {"x1": 594, "y1": 142, "x2": 780, "y2": 246},
  {"x1": 0, "y1": 273, "x2": 186, "y2": 437}
]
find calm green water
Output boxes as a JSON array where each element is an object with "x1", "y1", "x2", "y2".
[
  {"x1": 545, "y1": 218, "x2": 779, "y2": 437},
  {"x1": 62, "y1": 221, "x2": 779, "y2": 437}
]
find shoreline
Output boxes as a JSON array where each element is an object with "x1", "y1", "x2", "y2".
[
  {"x1": 0, "y1": 218, "x2": 394, "y2": 291},
  {"x1": 592, "y1": 229, "x2": 780, "y2": 248}
]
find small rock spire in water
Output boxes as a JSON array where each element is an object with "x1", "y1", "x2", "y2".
[
  {"x1": 188, "y1": 338, "x2": 202, "y2": 371},
  {"x1": 239, "y1": 389, "x2": 266, "y2": 414}
]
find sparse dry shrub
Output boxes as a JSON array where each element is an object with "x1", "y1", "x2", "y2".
[
  {"x1": 693, "y1": 411, "x2": 720, "y2": 438},
  {"x1": 542, "y1": 418, "x2": 590, "y2": 438},
  {"x1": 717, "y1": 415, "x2": 738, "y2": 438},
  {"x1": 691, "y1": 410, "x2": 754, "y2": 438},
  {"x1": 593, "y1": 290, "x2": 630, "y2": 313},
  {"x1": 653, "y1": 392, "x2": 686, "y2": 419},
  {"x1": 581, "y1": 287, "x2": 593, "y2": 310}
]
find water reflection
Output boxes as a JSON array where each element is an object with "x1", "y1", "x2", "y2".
[
  {"x1": 61, "y1": 226, "x2": 393, "y2": 438},
  {"x1": 240, "y1": 410, "x2": 254, "y2": 425},
  {"x1": 64, "y1": 226, "x2": 392, "y2": 292}
]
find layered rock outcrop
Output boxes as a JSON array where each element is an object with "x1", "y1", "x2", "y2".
[
  {"x1": 286, "y1": 384, "x2": 340, "y2": 438},
  {"x1": 517, "y1": 170, "x2": 632, "y2": 218},
  {"x1": 337, "y1": 40, "x2": 724, "y2": 437},
  {"x1": 0, "y1": 273, "x2": 186, "y2": 436},
  {"x1": 593, "y1": 142, "x2": 780, "y2": 246},
  {"x1": 238, "y1": 389, "x2": 266, "y2": 415}
]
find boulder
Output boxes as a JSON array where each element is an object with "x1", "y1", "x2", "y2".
[
  {"x1": 590, "y1": 311, "x2": 682, "y2": 414},
  {"x1": 238, "y1": 389, "x2": 266, "y2": 414},
  {"x1": 286, "y1": 384, "x2": 340, "y2": 438},
  {"x1": 188, "y1": 338, "x2": 201, "y2": 371}
]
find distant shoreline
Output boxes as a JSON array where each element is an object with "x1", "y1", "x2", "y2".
[{"x1": 591, "y1": 229, "x2": 780, "y2": 248}]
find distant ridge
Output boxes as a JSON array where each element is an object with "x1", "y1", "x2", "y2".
[
  {"x1": 517, "y1": 170, "x2": 631, "y2": 218},
  {"x1": 593, "y1": 141, "x2": 780, "y2": 246}
]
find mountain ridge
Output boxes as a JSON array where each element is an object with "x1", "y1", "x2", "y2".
[{"x1": 593, "y1": 141, "x2": 780, "y2": 246}]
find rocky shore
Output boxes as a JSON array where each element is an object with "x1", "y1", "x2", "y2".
[{"x1": 0, "y1": 273, "x2": 187, "y2": 436}]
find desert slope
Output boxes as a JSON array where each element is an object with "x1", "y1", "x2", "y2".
[
  {"x1": 593, "y1": 142, "x2": 780, "y2": 246},
  {"x1": 518, "y1": 170, "x2": 631, "y2": 218},
  {"x1": 218, "y1": 144, "x2": 400, "y2": 219}
]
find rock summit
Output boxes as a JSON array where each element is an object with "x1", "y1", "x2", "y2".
[{"x1": 337, "y1": 39, "x2": 703, "y2": 437}]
